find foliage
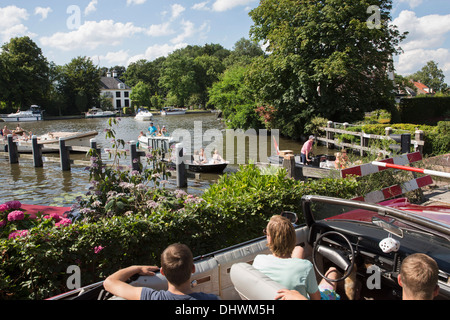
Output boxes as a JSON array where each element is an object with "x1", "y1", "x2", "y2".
[
  {"x1": 247, "y1": 0, "x2": 406, "y2": 137},
  {"x1": 408, "y1": 60, "x2": 448, "y2": 93},
  {"x1": 0, "y1": 37, "x2": 51, "y2": 112},
  {"x1": 397, "y1": 96, "x2": 450, "y2": 125}
]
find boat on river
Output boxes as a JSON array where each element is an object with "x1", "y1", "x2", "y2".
[
  {"x1": 160, "y1": 107, "x2": 186, "y2": 116},
  {"x1": 13, "y1": 131, "x2": 98, "y2": 153},
  {"x1": 134, "y1": 108, "x2": 153, "y2": 121},
  {"x1": 1, "y1": 105, "x2": 43, "y2": 122},
  {"x1": 85, "y1": 107, "x2": 117, "y2": 118},
  {"x1": 186, "y1": 161, "x2": 229, "y2": 173}
]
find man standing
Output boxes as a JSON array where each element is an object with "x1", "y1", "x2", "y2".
[{"x1": 300, "y1": 135, "x2": 315, "y2": 165}]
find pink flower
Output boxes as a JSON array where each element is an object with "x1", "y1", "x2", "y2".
[
  {"x1": 43, "y1": 213, "x2": 62, "y2": 222},
  {"x1": 0, "y1": 220, "x2": 7, "y2": 228},
  {"x1": 55, "y1": 218, "x2": 72, "y2": 228},
  {"x1": 5, "y1": 201, "x2": 21, "y2": 210},
  {"x1": 8, "y1": 230, "x2": 29, "y2": 239},
  {"x1": 0, "y1": 204, "x2": 8, "y2": 212},
  {"x1": 94, "y1": 246, "x2": 105, "y2": 254},
  {"x1": 7, "y1": 210, "x2": 25, "y2": 221}
]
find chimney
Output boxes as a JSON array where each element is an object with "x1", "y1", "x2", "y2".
[{"x1": 112, "y1": 70, "x2": 118, "y2": 78}]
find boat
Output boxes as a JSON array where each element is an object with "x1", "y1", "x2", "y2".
[
  {"x1": 134, "y1": 108, "x2": 153, "y2": 121},
  {"x1": 47, "y1": 195, "x2": 450, "y2": 301},
  {"x1": 160, "y1": 107, "x2": 186, "y2": 116},
  {"x1": 85, "y1": 107, "x2": 116, "y2": 118},
  {"x1": 12, "y1": 131, "x2": 98, "y2": 153},
  {"x1": 268, "y1": 154, "x2": 335, "y2": 169},
  {"x1": 186, "y1": 161, "x2": 229, "y2": 173},
  {"x1": 1, "y1": 105, "x2": 43, "y2": 122}
]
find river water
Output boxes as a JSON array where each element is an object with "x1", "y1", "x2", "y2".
[{"x1": 0, "y1": 113, "x2": 331, "y2": 206}]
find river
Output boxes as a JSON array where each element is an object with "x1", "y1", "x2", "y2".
[{"x1": 0, "y1": 112, "x2": 332, "y2": 206}]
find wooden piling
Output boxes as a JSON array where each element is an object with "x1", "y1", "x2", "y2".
[
  {"x1": 282, "y1": 154, "x2": 296, "y2": 179},
  {"x1": 31, "y1": 135, "x2": 43, "y2": 167},
  {"x1": 175, "y1": 143, "x2": 187, "y2": 188},
  {"x1": 59, "y1": 138, "x2": 70, "y2": 171},
  {"x1": 130, "y1": 140, "x2": 140, "y2": 172},
  {"x1": 7, "y1": 134, "x2": 18, "y2": 164}
]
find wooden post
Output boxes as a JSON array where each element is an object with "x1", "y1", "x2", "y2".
[
  {"x1": 360, "y1": 132, "x2": 369, "y2": 157},
  {"x1": 59, "y1": 138, "x2": 71, "y2": 171},
  {"x1": 282, "y1": 154, "x2": 296, "y2": 179},
  {"x1": 90, "y1": 139, "x2": 101, "y2": 159},
  {"x1": 326, "y1": 121, "x2": 335, "y2": 149},
  {"x1": 385, "y1": 127, "x2": 392, "y2": 136},
  {"x1": 31, "y1": 135, "x2": 43, "y2": 167},
  {"x1": 7, "y1": 134, "x2": 18, "y2": 164},
  {"x1": 175, "y1": 143, "x2": 187, "y2": 188},
  {"x1": 415, "y1": 130, "x2": 424, "y2": 154},
  {"x1": 130, "y1": 140, "x2": 140, "y2": 172}
]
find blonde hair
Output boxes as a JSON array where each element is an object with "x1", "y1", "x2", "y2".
[
  {"x1": 161, "y1": 243, "x2": 193, "y2": 286},
  {"x1": 400, "y1": 253, "x2": 439, "y2": 299},
  {"x1": 266, "y1": 215, "x2": 296, "y2": 258}
]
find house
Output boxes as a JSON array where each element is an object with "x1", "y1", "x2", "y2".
[
  {"x1": 99, "y1": 70, "x2": 132, "y2": 110},
  {"x1": 412, "y1": 81, "x2": 434, "y2": 95}
]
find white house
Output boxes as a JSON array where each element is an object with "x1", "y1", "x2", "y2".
[{"x1": 99, "y1": 70, "x2": 132, "y2": 110}]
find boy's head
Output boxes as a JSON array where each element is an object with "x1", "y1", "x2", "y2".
[
  {"x1": 161, "y1": 243, "x2": 194, "y2": 286},
  {"x1": 266, "y1": 215, "x2": 296, "y2": 258},
  {"x1": 398, "y1": 253, "x2": 439, "y2": 300}
]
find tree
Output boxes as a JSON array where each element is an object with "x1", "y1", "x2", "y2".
[
  {"x1": 248, "y1": 0, "x2": 406, "y2": 139},
  {"x1": 411, "y1": 60, "x2": 447, "y2": 93},
  {"x1": 0, "y1": 36, "x2": 50, "y2": 112},
  {"x1": 130, "y1": 81, "x2": 151, "y2": 108},
  {"x1": 57, "y1": 56, "x2": 100, "y2": 114}
]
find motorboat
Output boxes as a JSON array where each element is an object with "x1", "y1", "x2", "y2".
[
  {"x1": 138, "y1": 134, "x2": 176, "y2": 151},
  {"x1": 85, "y1": 107, "x2": 116, "y2": 118},
  {"x1": 12, "y1": 131, "x2": 98, "y2": 153},
  {"x1": 1, "y1": 105, "x2": 43, "y2": 122},
  {"x1": 160, "y1": 107, "x2": 186, "y2": 116},
  {"x1": 186, "y1": 161, "x2": 229, "y2": 173},
  {"x1": 47, "y1": 195, "x2": 450, "y2": 301},
  {"x1": 134, "y1": 108, "x2": 153, "y2": 121}
]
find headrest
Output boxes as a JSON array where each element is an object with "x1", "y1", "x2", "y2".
[{"x1": 230, "y1": 262, "x2": 285, "y2": 300}]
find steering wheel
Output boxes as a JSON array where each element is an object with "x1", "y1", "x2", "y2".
[{"x1": 312, "y1": 231, "x2": 355, "y2": 282}]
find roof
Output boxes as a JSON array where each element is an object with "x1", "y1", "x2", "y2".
[
  {"x1": 413, "y1": 81, "x2": 433, "y2": 94},
  {"x1": 100, "y1": 76, "x2": 131, "y2": 90}
]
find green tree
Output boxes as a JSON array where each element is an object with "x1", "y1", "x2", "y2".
[
  {"x1": 130, "y1": 81, "x2": 151, "y2": 108},
  {"x1": 248, "y1": 0, "x2": 406, "y2": 139},
  {"x1": 57, "y1": 56, "x2": 101, "y2": 114},
  {"x1": 411, "y1": 60, "x2": 447, "y2": 93},
  {"x1": 0, "y1": 36, "x2": 50, "y2": 112}
]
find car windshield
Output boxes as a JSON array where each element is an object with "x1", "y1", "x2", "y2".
[{"x1": 305, "y1": 196, "x2": 450, "y2": 242}]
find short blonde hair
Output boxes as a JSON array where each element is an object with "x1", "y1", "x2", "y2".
[
  {"x1": 400, "y1": 253, "x2": 439, "y2": 299},
  {"x1": 266, "y1": 215, "x2": 296, "y2": 257}
]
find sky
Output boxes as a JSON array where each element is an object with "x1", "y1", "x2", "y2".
[{"x1": 0, "y1": 0, "x2": 449, "y2": 83}]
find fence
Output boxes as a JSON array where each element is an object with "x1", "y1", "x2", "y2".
[{"x1": 318, "y1": 121, "x2": 425, "y2": 157}]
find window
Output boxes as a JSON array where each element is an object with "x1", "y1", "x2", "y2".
[
  {"x1": 124, "y1": 91, "x2": 129, "y2": 98},
  {"x1": 125, "y1": 99, "x2": 130, "y2": 107},
  {"x1": 116, "y1": 91, "x2": 121, "y2": 98},
  {"x1": 116, "y1": 100, "x2": 121, "y2": 108}
]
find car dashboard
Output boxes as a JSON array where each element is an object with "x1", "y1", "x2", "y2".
[{"x1": 309, "y1": 219, "x2": 450, "y2": 300}]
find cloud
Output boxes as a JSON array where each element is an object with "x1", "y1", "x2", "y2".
[
  {"x1": 126, "y1": 0, "x2": 146, "y2": 5},
  {"x1": 146, "y1": 22, "x2": 175, "y2": 37},
  {"x1": 211, "y1": 0, "x2": 255, "y2": 12},
  {"x1": 392, "y1": 10, "x2": 450, "y2": 79},
  {"x1": 170, "y1": 20, "x2": 209, "y2": 44},
  {"x1": 35, "y1": 7, "x2": 52, "y2": 21},
  {"x1": 192, "y1": 1, "x2": 211, "y2": 11},
  {"x1": 84, "y1": 0, "x2": 98, "y2": 16},
  {"x1": 0, "y1": 6, "x2": 35, "y2": 42},
  {"x1": 127, "y1": 43, "x2": 188, "y2": 65},
  {"x1": 40, "y1": 20, "x2": 145, "y2": 50},
  {"x1": 94, "y1": 49, "x2": 131, "y2": 66},
  {"x1": 397, "y1": 0, "x2": 423, "y2": 9},
  {"x1": 171, "y1": 4, "x2": 185, "y2": 20}
]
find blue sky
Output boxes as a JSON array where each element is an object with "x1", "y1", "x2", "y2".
[{"x1": 1, "y1": 0, "x2": 449, "y2": 83}]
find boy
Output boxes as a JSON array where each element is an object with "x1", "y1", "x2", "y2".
[
  {"x1": 103, "y1": 243, "x2": 219, "y2": 300},
  {"x1": 398, "y1": 253, "x2": 440, "y2": 300}
]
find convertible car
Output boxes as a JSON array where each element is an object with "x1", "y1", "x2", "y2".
[{"x1": 48, "y1": 195, "x2": 450, "y2": 300}]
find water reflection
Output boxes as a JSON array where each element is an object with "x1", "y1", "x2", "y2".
[{"x1": 0, "y1": 113, "x2": 331, "y2": 206}]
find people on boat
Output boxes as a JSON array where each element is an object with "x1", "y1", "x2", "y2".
[
  {"x1": 148, "y1": 122, "x2": 157, "y2": 136},
  {"x1": 2, "y1": 126, "x2": 12, "y2": 136},
  {"x1": 398, "y1": 253, "x2": 439, "y2": 300},
  {"x1": 300, "y1": 135, "x2": 315, "y2": 165},
  {"x1": 212, "y1": 149, "x2": 224, "y2": 163},
  {"x1": 103, "y1": 243, "x2": 220, "y2": 300},
  {"x1": 198, "y1": 148, "x2": 208, "y2": 164},
  {"x1": 334, "y1": 148, "x2": 349, "y2": 169},
  {"x1": 253, "y1": 215, "x2": 340, "y2": 300},
  {"x1": 161, "y1": 125, "x2": 169, "y2": 137}
]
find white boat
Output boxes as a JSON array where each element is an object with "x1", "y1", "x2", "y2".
[
  {"x1": 138, "y1": 134, "x2": 176, "y2": 151},
  {"x1": 1, "y1": 105, "x2": 43, "y2": 122},
  {"x1": 134, "y1": 109, "x2": 153, "y2": 121},
  {"x1": 160, "y1": 107, "x2": 186, "y2": 116},
  {"x1": 85, "y1": 107, "x2": 116, "y2": 118},
  {"x1": 13, "y1": 131, "x2": 98, "y2": 153}
]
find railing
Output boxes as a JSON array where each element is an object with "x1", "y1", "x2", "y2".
[{"x1": 318, "y1": 121, "x2": 425, "y2": 157}]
